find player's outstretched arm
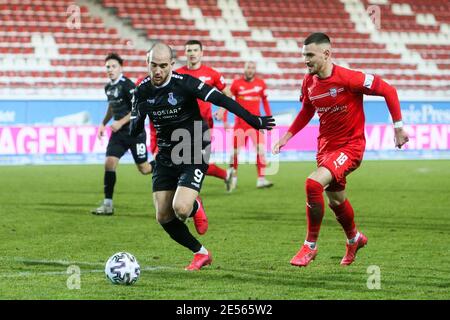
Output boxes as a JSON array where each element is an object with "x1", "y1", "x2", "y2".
[
  {"x1": 206, "y1": 89, "x2": 275, "y2": 130},
  {"x1": 360, "y1": 75, "x2": 409, "y2": 149},
  {"x1": 273, "y1": 103, "x2": 315, "y2": 154},
  {"x1": 394, "y1": 126, "x2": 409, "y2": 149}
]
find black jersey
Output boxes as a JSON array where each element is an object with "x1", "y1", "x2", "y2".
[
  {"x1": 130, "y1": 72, "x2": 213, "y2": 163},
  {"x1": 104, "y1": 75, "x2": 136, "y2": 130},
  {"x1": 130, "y1": 72, "x2": 275, "y2": 164}
]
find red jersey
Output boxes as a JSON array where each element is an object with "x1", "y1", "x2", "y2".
[
  {"x1": 288, "y1": 64, "x2": 402, "y2": 154},
  {"x1": 176, "y1": 65, "x2": 226, "y2": 125},
  {"x1": 230, "y1": 77, "x2": 271, "y2": 128}
]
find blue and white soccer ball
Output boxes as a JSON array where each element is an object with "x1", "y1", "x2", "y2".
[{"x1": 105, "y1": 252, "x2": 141, "y2": 285}]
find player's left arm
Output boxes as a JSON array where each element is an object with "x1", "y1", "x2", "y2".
[
  {"x1": 350, "y1": 72, "x2": 409, "y2": 149},
  {"x1": 213, "y1": 71, "x2": 232, "y2": 121},
  {"x1": 185, "y1": 76, "x2": 275, "y2": 130},
  {"x1": 261, "y1": 81, "x2": 272, "y2": 116}
]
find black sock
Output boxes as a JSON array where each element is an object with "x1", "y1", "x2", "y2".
[
  {"x1": 104, "y1": 171, "x2": 116, "y2": 199},
  {"x1": 161, "y1": 218, "x2": 202, "y2": 253},
  {"x1": 189, "y1": 199, "x2": 199, "y2": 217}
]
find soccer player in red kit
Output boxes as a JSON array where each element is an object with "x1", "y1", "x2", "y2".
[
  {"x1": 273, "y1": 33, "x2": 409, "y2": 267},
  {"x1": 176, "y1": 40, "x2": 233, "y2": 191},
  {"x1": 221, "y1": 61, "x2": 273, "y2": 190}
]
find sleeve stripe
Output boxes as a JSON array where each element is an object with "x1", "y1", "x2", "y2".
[
  {"x1": 364, "y1": 74, "x2": 374, "y2": 89},
  {"x1": 205, "y1": 88, "x2": 217, "y2": 101}
]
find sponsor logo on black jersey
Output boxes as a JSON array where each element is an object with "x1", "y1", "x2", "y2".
[{"x1": 168, "y1": 92, "x2": 178, "y2": 106}]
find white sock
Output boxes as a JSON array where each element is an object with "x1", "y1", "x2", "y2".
[
  {"x1": 104, "y1": 199, "x2": 113, "y2": 206},
  {"x1": 304, "y1": 240, "x2": 317, "y2": 250},
  {"x1": 348, "y1": 231, "x2": 360, "y2": 244},
  {"x1": 195, "y1": 246, "x2": 208, "y2": 255}
]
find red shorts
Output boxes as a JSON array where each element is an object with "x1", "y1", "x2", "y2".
[
  {"x1": 233, "y1": 125, "x2": 265, "y2": 149},
  {"x1": 317, "y1": 144, "x2": 365, "y2": 192}
]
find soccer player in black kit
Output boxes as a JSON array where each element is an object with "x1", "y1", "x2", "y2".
[
  {"x1": 92, "y1": 53, "x2": 154, "y2": 215},
  {"x1": 130, "y1": 43, "x2": 275, "y2": 270}
]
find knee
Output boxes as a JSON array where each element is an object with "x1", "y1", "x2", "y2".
[
  {"x1": 172, "y1": 201, "x2": 192, "y2": 220},
  {"x1": 305, "y1": 178, "x2": 324, "y2": 198},
  {"x1": 156, "y1": 209, "x2": 173, "y2": 224},
  {"x1": 327, "y1": 195, "x2": 346, "y2": 208},
  {"x1": 328, "y1": 198, "x2": 345, "y2": 207},
  {"x1": 105, "y1": 159, "x2": 116, "y2": 171}
]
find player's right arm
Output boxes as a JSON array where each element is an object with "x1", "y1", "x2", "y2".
[
  {"x1": 272, "y1": 103, "x2": 315, "y2": 154},
  {"x1": 129, "y1": 87, "x2": 146, "y2": 137},
  {"x1": 97, "y1": 103, "x2": 113, "y2": 140},
  {"x1": 272, "y1": 80, "x2": 315, "y2": 154}
]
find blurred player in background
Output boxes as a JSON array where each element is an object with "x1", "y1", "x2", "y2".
[
  {"x1": 91, "y1": 53, "x2": 153, "y2": 215},
  {"x1": 273, "y1": 33, "x2": 409, "y2": 267},
  {"x1": 176, "y1": 40, "x2": 233, "y2": 191},
  {"x1": 217, "y1": 61, "x2": 273, "y2": 191},
  {"x1": 130, "y1": 43, "x2": 275, "y2": 270}
]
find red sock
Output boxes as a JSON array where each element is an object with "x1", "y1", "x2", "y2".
[
  {"x1": 329, "y1": 199, "x2": 357, "y2": 240},
  {"x1": 233, "y1": 153, "x2": 238, "y2": 171},
  {"x1": 305, "y1": 178, "x2": 324, "y2": 242},
  {"x1": 206, "y1": 163, "x2": 227, "y2": 180},
  {"x1": 256, "y1": 154, "x2": 266, "y2": 177}
]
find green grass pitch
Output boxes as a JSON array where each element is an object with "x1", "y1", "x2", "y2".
[{"x1": 0, "y1": 160, "x2": 449, "y2": 299}]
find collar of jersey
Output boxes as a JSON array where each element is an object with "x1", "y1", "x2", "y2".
[
  {"x1": 154, "y1": 72, "x2": 173, "y2": 89},
  {"x1": 315, "y1": 64, "x2": 335, "y2": 81},
  {"x1": 110, "y1": 74, "x2": 124, "y2": 85}
]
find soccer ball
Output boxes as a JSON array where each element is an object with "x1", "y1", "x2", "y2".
[{"x1": 105, "y1": 252, "x2": 141, "y2": 285}]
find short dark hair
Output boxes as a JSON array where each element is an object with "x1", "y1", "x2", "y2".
[
  {"x1": 184, "y1": 39, "x2": 203, "y2": 50},
  {"x1": 105, "y1": 53, "x2": 123, "y2": 65},
  {"x1": 304, "y1": 33, "x2": 331, "y2": 46}
]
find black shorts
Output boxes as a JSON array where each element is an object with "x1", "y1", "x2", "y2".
[
  {"x1": 106, "y1": 130, "x2": 148, "y2": 164},
  {"x1": 152, "y1": 154, "x2": 209, "y2": 192}
]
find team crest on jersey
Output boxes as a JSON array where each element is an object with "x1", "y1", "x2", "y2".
[
  {"x1": 168, "y1": 92, "x2": 177, "y2": 106},
  {"x1": 147, "y1": 98, "x2": 155, "y2": 104},
  {"x1": 329, "y1": 88, "x2": 337, "y2": 97},
  {"x1": 107, "y1": 87, "x2": 119, "y2": 98}
]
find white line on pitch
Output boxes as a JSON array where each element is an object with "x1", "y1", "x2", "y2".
[
  {"x1": 13, "y1": 257, "x2": 104, "y2": 267},
  {"x1": 0, "y1": 258, "x2": 175, "y2": 278}
]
